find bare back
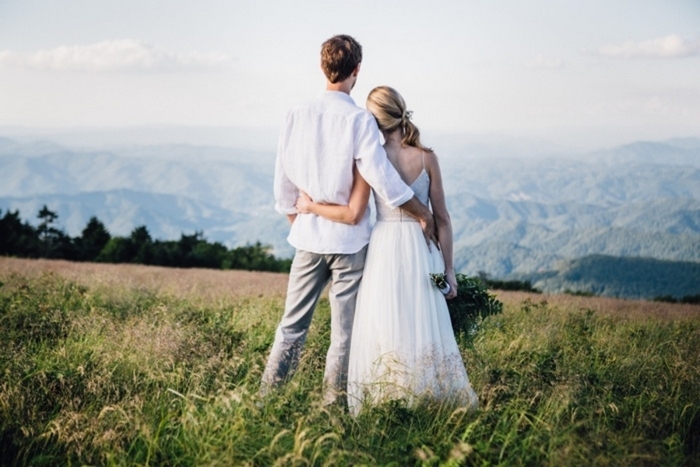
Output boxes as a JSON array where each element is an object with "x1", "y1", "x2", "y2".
[{"x1": 384, "y1": 144, "x2": 427, "y2": 187}]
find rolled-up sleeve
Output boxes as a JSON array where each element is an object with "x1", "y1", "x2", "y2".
[
  {"x1": 274, "y1": 120, "x2": 299, "y2": 215},
  {"x1": 353, "y1": 113, "x2": 414, "y2": 208}
]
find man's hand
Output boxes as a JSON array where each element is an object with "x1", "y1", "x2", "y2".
[
  {"x1": 399, "y1": 196, "x2": 438, "y2": 248},
  {"x1": 419, "y1": 214, "x2": 438, "y2": 250}
]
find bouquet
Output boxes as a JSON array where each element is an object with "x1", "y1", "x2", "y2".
[
  {"x1": 430, "y1": 272, "x2": 503, "y2": 335},
  {"x1": 429, "y1": 273, "x2": 451, "y2": 295}
]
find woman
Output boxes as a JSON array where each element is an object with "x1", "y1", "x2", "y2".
[{"x1": 296, "y1": 86, "x2": 478, "y2": 415}]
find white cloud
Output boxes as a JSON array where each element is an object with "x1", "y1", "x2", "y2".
[
  {"x1": 0, "y1": 39, "x2": 233, "y2": 72},
  {"x1": 526, "y1": 54, "x2": 564, "y2": 69},
  {"x1": 597, "y1": 34, "x2": 700, "y2": 59}
]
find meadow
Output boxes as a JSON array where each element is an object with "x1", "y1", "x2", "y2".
[{"x1": 1, "y1": 257, "x2": 699, "y2": 466}]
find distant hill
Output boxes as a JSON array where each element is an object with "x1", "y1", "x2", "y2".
[
  {"x1": 516, "y1": 255, "x2": 700, "y2": 299},
  {"x1": 450, "y1": 196, "x2": 700, "y2": 275},
  {"x1": 0, "y1": 142, "x2": 291, "y2": 256},
  {"x1": 1, "y1": 135, "x2": 699, "y2": 276}
]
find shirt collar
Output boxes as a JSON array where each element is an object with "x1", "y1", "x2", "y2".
[{"x1": 320, "y1": 90, "x2": 356, "y2": 105}]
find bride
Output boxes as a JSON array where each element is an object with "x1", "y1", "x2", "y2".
[{"x1": 296, "y1": 86, "x2": 478, "y2": 415}]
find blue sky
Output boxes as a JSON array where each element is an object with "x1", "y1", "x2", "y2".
[{"x1": 0, "y1": 0, "x2": 699, "y2": 150}]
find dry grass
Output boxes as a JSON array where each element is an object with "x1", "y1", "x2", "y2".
[
  {"x1": 0, "y1": 257, "x2": 290, "y2": 303},
  {"x1": 494, "y1": 290, "x2": 700, "y2": 321},
  {"x1": 3, "y1": 257, "x2": 697, "y2": 320}
]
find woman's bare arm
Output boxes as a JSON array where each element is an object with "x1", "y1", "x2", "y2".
[
  {"x1": 296, "y1": 166, "x2": 371, "y2": 225},
  {"x1": 426, "y1": 151, "x2": 458, "y2": 299}
]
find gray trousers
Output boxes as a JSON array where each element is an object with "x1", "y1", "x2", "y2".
[{"x1": 261, "y1": 246, "x2": 367, "y2": 405}]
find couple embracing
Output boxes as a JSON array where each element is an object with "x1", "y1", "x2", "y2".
[{"x1": 262, "y1": 34, "x2": 478, "y2": 415}]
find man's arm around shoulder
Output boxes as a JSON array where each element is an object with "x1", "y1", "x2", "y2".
[{"x1": 352, "y1": 113, "x2": 436, "y2": 245}]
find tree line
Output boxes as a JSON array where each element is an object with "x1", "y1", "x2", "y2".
[
  {"x1": 0, "y1": 207, "x2": 292, "y2": 273},
  {"x1": 476, "y1": 271, "x2": 542, "y2": 293}
]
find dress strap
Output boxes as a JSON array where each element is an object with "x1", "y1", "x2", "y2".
[{"x1": 421, "y1": 151, "x2": 425, "y2": 170}]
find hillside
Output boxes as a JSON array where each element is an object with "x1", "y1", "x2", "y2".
[
  {"x1": 518, "y1": 254, "x2": 700, "y2": 299},
  {"x1": 1, "y1": 136, "x2": 699, "y2": 277}
]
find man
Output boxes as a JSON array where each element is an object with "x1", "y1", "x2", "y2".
[{"x1": 262, "y1": 34, "x2": 436, "y2": 406}]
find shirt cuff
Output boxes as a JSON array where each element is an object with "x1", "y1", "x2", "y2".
[
  {"x1": 275, "y1": 203, "x2": 298, "y2": 215},
  {"x1": 384, "y1": 186, "x2": 415, "y2": 209}
]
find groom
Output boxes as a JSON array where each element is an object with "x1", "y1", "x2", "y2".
[{"x1": 262, "y1": 34, "x2": 436, "y2": 406}]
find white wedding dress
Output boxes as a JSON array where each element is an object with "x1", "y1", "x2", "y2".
[{"x1": 347, "y1": 163, "x2": 479, "y2": 415}]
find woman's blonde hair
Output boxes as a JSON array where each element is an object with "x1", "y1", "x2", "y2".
[{"x1": 366, "y1": 86, "x2": 431, "y2": 151}]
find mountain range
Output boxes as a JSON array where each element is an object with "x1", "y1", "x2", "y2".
[{"x1": 1, "y1": 134, "x2": 699, "y2": 297}]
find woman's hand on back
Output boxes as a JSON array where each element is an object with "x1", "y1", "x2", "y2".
[{"x1": 295, "y1": 191, "x2": 314, "y2": 214}]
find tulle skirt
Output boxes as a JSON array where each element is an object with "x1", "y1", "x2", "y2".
[{"x1": 347, "y1": 220, "x2": 479, "y2": 415}]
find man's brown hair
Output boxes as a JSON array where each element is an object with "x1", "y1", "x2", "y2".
[{"x1": 321, "y1": 35, "x2": 362, "y2": 84}]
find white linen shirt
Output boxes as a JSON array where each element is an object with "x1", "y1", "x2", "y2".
[{"x1": 274, "y1": 90, "x2": 415, "y2": 254}]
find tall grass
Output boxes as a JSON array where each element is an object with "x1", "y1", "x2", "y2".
[{"x1": 1, "y1": 267, "x2": 699, "y2": 465}]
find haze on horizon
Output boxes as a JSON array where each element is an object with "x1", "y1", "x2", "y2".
[{"x1": 1, "y1": 0, "x2": 699, "y2": 152}]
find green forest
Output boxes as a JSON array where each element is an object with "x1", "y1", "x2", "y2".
[{"x1": 0, "y1": 207, "x2": 292, "y2": 273}]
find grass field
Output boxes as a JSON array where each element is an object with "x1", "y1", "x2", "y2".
[{"x1": 1, "y1": 257, "x2": 699, "y2": 466}]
